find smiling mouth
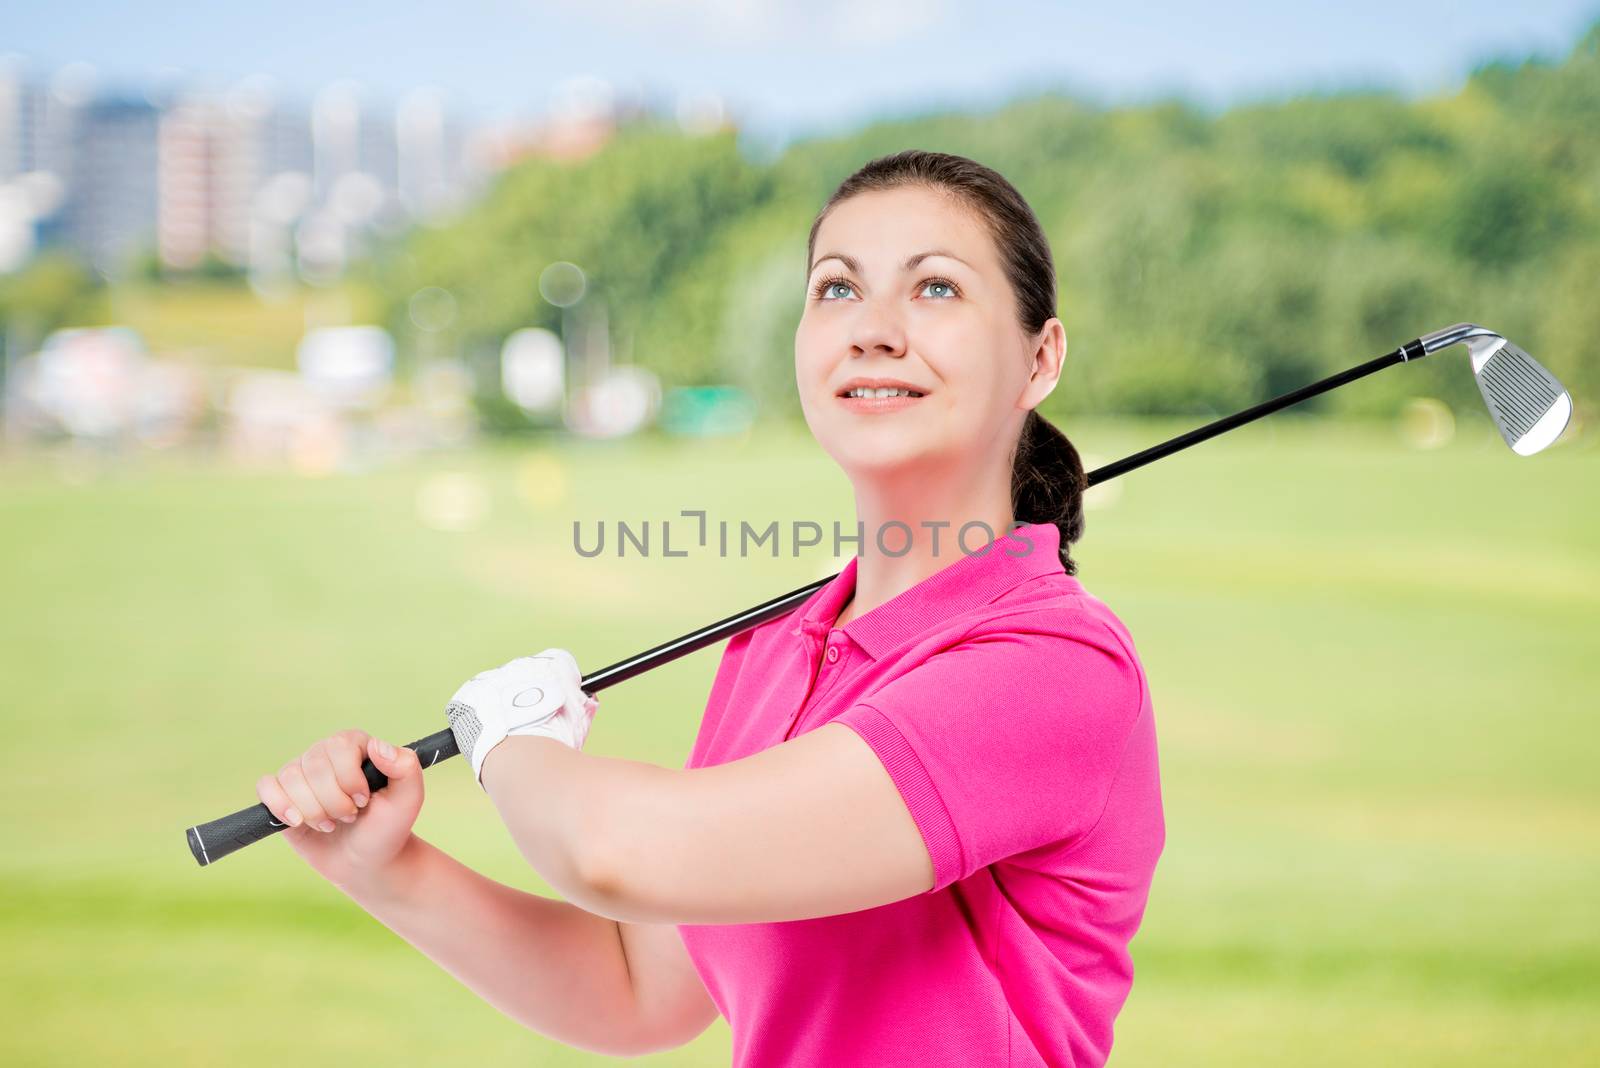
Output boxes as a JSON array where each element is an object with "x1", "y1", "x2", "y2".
[{"x1": 838, "y1": 387, "x2": 926, "y2": 399}]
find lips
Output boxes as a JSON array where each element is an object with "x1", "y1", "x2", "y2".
[
  {"x1": 836, "y1": 391, "x2": 925, "y2": 413},
  {"x1": 841, "y1": 388, "x2": 923, "y2": 399},
  {"x1": 834, "y1": 378, "x2": 930, "y2": 398}
]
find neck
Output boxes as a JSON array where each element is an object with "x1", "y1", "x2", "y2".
[{"x1": 841, "y1": 461, "x2": 1015, "y2": 626}]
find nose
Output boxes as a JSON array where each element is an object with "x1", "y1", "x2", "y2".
[{"x1": 848, "y1": 302, "x2": 907, "y2": 360}]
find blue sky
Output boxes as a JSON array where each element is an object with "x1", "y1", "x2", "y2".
[{"x1": 8, "y1": 1, "x2": 1598, "y2": 151}]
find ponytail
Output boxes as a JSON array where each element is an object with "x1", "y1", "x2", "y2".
[{"x1": 1010, "y1": 409, "x2": 1087, "y2": 575}]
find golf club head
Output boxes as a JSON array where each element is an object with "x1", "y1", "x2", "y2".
[{"x1": 1419, "y1": 324, "x2": 1573, "y2": 455}]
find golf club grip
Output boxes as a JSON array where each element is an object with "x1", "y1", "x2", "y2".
[{"x1": 185, "y1": 730, "x2": 459, "y2": 867}]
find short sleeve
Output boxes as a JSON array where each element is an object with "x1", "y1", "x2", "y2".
[{"x1": 833, "y1": 617, "x2": 1144, "y2": 892}]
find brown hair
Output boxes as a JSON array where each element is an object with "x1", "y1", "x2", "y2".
[{"x1": 804, "y1": 149, "x2": 1087, "y2": 575}]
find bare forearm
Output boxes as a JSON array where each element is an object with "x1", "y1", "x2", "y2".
[
  {"x1": 486, "y1": 723, "x2": 938, "y2": 926},
  {"x1": 480, "y1": 736, "x2": 676, "y2": 917},
  {"x1": 336, "y1": 834, "x2": 644, "y2": 1056}
]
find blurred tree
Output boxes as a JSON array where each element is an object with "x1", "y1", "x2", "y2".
[
  {"x1": 0, "y1": 253, "x2": 110, "y2": 349},
  {"x1": 397, "y1": 121, "x2": 772, "y2": 413}
]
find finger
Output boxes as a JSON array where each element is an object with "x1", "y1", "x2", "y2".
[
  {"x1": 301, "y1": 744, "x2": 358, "y2": 826},
  {"x1": 366, "y1": 736, "x2": 423, "y2": 808},
  {"x1": 536, "y1": 647, "x2": 582, "y2": 683},
  {"x1": 256, "y1": 773, "x2": 305, "y2": 829},
  {"x1": 325, "y1": 732, "x2": 374, "y2": 810},
  {"x1": 278, "y1": 762, "x2": 334, "y2": 833}
]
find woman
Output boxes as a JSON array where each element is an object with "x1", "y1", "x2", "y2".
[{"x1": 256, "y1": 150, "x2": 1165, "y2": 1067}]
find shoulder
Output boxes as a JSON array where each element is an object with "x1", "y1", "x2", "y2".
[
  {"x1": 961, "y1": 575, "x2": 1142, "y2": 667},
  {"x1": 936, "y1": 580, "x2": 1148, "y2": 723}
]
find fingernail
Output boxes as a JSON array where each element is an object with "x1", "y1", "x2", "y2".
[
  {"x1": 375, "y1": 739, "x2": 395, "y2": 759},
  {"x1": 318, "y1": 820, "x2": 337, "y2": 833},
  {"x1": 285, "y1": 808, "x2": 302, "y2": 827},
  {"x1": 353, "y1": 794, "x2": 368, "y2": 808},
  {"x1": 339, "y1": 814, "x2": 356, "y2": 824}
]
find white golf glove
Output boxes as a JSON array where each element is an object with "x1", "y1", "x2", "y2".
[{"x1": 445, "y1": 648, "x2": 599, "y2": 788}]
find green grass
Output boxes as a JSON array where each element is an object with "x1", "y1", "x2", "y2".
[{"x1": 1, "y1": 414, "x2": 1595, "y2": 1065}]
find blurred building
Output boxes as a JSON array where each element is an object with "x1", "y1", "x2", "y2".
[
  {"x1": 397, "y1": 87, "x2": 476, "y2": 218},
  {"x1": 65, "y1": 96, "x2": 161, "y2": 274},
  {"x1": 478, "y1": 75, "x2": 646, "y2": 169},
  {"x1": 0, "y1": 58, "x2": 46, "y2": 179},
  {"x1": 0, "y1": 60, "x2": 489, "y2": 279},
  {"x1": 0, "y1": 59, "x2": 59, "y2": 268},
  {"x1": 157, "y1": 81, "x2": 313, "y2": 271},
  {"x1": 155, "y1": 98, "x2": 218, "y2": 268},
  {"x1": 299, "y1": 82, "x2": 410, "y2": 278},
  {"x1": 0, "y1": 63, "x2": 162, "y2": 274},
  {"x1": 0, "y1": 61, "x2": 730, "y2": 284}
]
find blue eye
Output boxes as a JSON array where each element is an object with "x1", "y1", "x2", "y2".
[{"x1": 809, "y1": 275, "x2": 962, "y2": 301}]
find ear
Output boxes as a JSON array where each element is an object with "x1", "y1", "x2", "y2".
[{"x1": 1020, "y1": 318, "x2": 1066, "y2": 411}]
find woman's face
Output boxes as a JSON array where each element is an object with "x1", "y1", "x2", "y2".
[{"x1": 795, "y1": 184, "x2": 1060, "y2": 482}]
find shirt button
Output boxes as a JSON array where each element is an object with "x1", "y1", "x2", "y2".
[{"x1": 826, "y1": 646, "x2": 839, "y2": 663}]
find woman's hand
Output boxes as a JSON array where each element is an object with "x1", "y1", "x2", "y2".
[
  {"x1": 446, "y1": 648, "x2": 599, "y2": 787},
  {"x1": 255, "y1": 729, "x2": 424, "y2": 891}
]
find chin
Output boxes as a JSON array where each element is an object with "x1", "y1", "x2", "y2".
[
  {"x1": 805, "y1": 403, "x2": 949, "y2": 471},
  {"x1": 826, "y1": 432, "x2": 940, "y2": 478}
]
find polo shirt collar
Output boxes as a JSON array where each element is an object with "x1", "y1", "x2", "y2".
[{"x1": 792, "y1": 521, "x2": 1077, "y2": 659}]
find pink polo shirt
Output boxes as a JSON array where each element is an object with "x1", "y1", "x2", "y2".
[{"x1": 677, "y1": 521, "x2": 1165, "y2": 1067}]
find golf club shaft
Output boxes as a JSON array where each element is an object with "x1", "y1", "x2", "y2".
[{"x1": 186, "y1": 335, "x2": 1429, "y2": 867}]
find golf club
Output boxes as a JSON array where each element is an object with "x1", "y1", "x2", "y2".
[{"x1": 184, "y1": 322, "x2": 1574, "y2": 867}]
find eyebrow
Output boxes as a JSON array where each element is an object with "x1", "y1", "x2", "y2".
[{"x1": 808, "y1": 248, "x2": 975, "y2": 277}]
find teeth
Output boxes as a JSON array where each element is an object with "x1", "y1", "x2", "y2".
[{"x1": 846, "y1": 387, "x2": 922, "y2": 398}]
